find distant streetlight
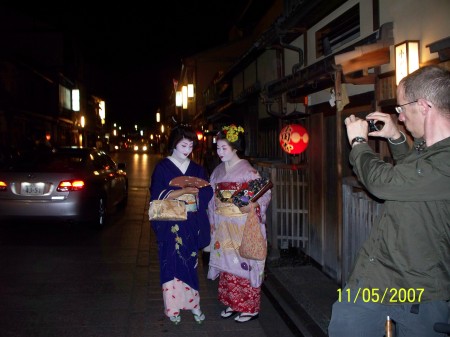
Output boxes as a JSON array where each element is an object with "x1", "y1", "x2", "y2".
[
  {"x1": 176, "y1": 91, "x2": 182, "y2": 107},
  {"x1": 182, "y1": 86, "x2": 188, "y2": 109},
  {"x1": 80, "y1": 116, "x2": 86, "y2": 147},
  {"x1": 99, "y1": 101, "x2": 105, "y2": 125},
  {"x1": 187, "y1": 84, "x2": 194, "y2": 98},
  {"x1": 72, "y1": 89, "x2": 80, "y2": 111}
]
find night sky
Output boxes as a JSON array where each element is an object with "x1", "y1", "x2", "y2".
[{"x1": 3, "y1": 2, "x2": 251, "y2": 129}]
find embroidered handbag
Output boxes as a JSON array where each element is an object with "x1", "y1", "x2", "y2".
[
  {"x1": 148, "y1": 199, "x2": 187, "y2": 221},
  {"x1": 239, "y1": 203, "x2": 267, "y2": 261}
]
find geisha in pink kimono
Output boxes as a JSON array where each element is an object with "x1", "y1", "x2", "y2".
[
  {"x1": 207, "y1": 124, "x2": 271, "y2": 323},
  {"x1": 150, "y1": 125, "x2": 213, "y2": 325}
]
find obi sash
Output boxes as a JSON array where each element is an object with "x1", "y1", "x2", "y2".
[{"x1": 214, "y1": 182, "x2": 245, "y2": 217}]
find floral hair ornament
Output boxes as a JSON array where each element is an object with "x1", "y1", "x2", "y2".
[{"x1": 222, "y1": 124, "x2": 244, "y2": 143}]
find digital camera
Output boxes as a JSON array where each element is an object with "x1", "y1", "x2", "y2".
[{"x1": 368, "y1": 120, "x2": 378, "y2": 132}]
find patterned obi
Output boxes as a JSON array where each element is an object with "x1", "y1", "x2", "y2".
[
  {"x1": 214, "y1": 182, "x2": 245, "y2": 217},
  {"x1": 176, "y1": 193, "x2": 198, "y2": 212}
]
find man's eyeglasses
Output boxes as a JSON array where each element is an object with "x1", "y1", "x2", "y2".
[{"x1": 395, "y1": 101, "x2": 418, "y2": 114}]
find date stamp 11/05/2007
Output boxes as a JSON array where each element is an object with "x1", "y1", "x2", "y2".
[{"x1": 337, "y1": 288, "x2": 425, "y2": 304}]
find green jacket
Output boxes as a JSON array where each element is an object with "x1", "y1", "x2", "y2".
[{"x1": 347, "y1": 136, "x2": 450, "y2": 303}]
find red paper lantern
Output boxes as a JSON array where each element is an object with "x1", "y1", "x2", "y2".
[{"x1": 279, "y1": 124, "x2": 309, "y2": 154}]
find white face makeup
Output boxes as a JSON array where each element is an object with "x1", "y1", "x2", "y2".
[
  {"x1": 216, "y1": 139, "x2": 236, "y2": 162},
  {"x1": 172, "y1": 138, "x2": 194, "y2": 161}
]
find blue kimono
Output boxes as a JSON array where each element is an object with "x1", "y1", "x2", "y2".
[{"x1": 150, "y1": 157, "x2": 213, "y2": 290}]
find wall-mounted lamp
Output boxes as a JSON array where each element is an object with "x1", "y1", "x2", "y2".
[
  {"x1": 187, "y1": 84, "x2": 194, "y2": 98},
  {"x1": 156, "y1": 111, "x2": 160, "y2": 123},
  {"x1": 395, "y1": 40, "x2": 420, "y2": 85}
]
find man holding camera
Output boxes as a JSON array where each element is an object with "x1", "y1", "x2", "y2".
[{"x1": 328, "y1": 65, "x2": 450, "y2": 336}]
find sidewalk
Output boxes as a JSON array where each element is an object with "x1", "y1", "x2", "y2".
[
  {"x1": 145, "y1": 195, "x2": 273, "y2": 337},
  {"x1": 264, "y1": 255, "x2": 339, "y2": 337},
  {"x1": 146, "y1": 235, "x2": 337, "y2": 337},
  {"x1": 147, "y1": 244, "x2": 270, "y2": 336},
  {"x1": 145, "y1": 192, "x2": 338, "y2": 337}
]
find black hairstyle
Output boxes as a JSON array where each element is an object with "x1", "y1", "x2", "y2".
[
  {"x1": 168, "y1": 124, "x2": 198, "y2": 152},
  {"x1": 216, "y1": 125, "x2": 245, "y2": 152}
]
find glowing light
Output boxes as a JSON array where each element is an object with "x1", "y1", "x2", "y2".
[{"x1": 279, "y1": 124, "x2": 309, "y2": 154}]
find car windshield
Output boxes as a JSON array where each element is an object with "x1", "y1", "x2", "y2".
[{"x1": 1, "y1": 149, "x2": 88, "y2": 172}]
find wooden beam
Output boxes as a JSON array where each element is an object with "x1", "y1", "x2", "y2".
[
  {"x1": 336, "y1": 46, "x2": 390, "y2": 75},
  {"x1": 343, "y1": 73, "x2": 376, "y2": 85}
]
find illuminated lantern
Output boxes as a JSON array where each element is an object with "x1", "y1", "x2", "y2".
[{"x1": 279, "y1": 124, "x2": 309, "y2": 154}]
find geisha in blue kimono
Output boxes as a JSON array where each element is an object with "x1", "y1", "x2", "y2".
[{"x1": 149, "y1": 125, "x2": 213, "y2": 325}]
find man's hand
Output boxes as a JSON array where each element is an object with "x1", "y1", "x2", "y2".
[
  {"x1": 345, "y1": 112, "x2": 403, "y2": 146},
  {"x1": 344, "y1": 114, "x2": 369, "y2": 145}
]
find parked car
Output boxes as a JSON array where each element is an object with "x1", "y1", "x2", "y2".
[{"x1": 0, "y1": 146, "x2": 128, "y2": 227}]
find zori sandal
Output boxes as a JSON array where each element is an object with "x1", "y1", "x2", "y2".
[
  {"x1": 221, "y1": 307, "x2": 238, "y2": 319},
  {"x1": 192, "y1": 309, "x2": 205, "y2": 324},
  {"x1": 193, "y1": 312, "x2": 205, "y2": 324},
  {"x1": 169, "y1": 315, "x2": 181, "y2": 325},
  {"x1": 234, "y1": 312, "x2": 259, "y2": 323}
]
